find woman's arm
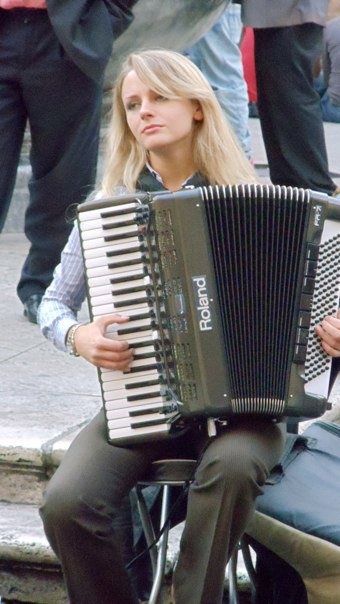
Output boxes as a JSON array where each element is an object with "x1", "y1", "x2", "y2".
[
  {"x1": 38, "y1": 225, "x2": 86, "y2": 351},
  {"x1": 39, "y1": 224, "x2": 134, "y2": 371}
]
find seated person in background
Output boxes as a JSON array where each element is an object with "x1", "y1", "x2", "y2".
[
  {"x1": 38, "y1": 49, "x2": 339, "y2": 604},
  {"x1": 315, "y1": 17, "x2": 340, "y2": 123}
]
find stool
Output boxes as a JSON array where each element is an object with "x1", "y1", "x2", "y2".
[{"x1": 135, "y1": 458, "x2": 246, "y2": 604}]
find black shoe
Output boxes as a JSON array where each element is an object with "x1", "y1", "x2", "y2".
[{"x1": 23, "y1": 293, "x2": 43, "y2": 324}]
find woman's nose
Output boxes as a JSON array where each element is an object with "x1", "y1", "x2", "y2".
[{"x1": 140, "y1": 101, "x2": 154, "y2": 118}]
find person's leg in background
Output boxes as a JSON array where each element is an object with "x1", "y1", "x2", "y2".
[
  {"x1": 320, "y1": 90, "x2": 340, "y2": 123},
  {"x1": 254, "y1": 24, "x2": 337, "y2": 194},
  {"x1": 0, "y1": 10, "x2": 102, "y2": 321},
  {"x1": 0, "y1": 10, "x2": 28, "y2": 232},
  {"x1": 185, "y1": 3, "x2": 252, "y2": 159}
]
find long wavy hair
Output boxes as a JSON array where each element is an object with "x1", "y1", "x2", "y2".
[{"x1": 101, "y1": 49, "x2": 257, "y2": 194}]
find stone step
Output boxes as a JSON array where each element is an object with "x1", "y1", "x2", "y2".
[
  {"x1": 0, "y1": 500, "x2": 252, "y2": 604},
  {"x1": 0, "y1": 501, "x2": 67, "y2": 603},
  {"x1": 0, "y1": 420, "x2": 93, "y2": 506}
]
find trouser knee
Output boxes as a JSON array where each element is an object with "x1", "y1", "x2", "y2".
[{"x1": 39, "y1": 484, "x2": 79, "y2": 538}]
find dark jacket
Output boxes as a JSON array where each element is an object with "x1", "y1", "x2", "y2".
[{"x1": 46, "y1": 0, "x2": 137, "y2": 82}]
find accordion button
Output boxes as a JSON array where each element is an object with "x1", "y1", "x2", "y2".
[
  {"x1": 300, "y1": 293, "x2": 313, "y2": 310},
  {"x1": 298, "y1": 311, "x2": 311, "y2": 329},
  {"x1": 305, "y1": 260, "x2": 318, "y2": 278},
  {"x1": 306, "y1": 243, "x2": 319, "y2": 261},
  {"x1": 302, "y1": 276, "x2": 315, "y2": 295},
  {"x1": 294, "y1": 344, "x2": 307, "y2": 363},
  {"x1": 296, "y1": 327, "x2": 309, "y2": 346}
]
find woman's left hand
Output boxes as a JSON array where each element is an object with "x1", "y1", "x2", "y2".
[{"x1": 315, "y1": 310, "x2": 340, "y2": 357}]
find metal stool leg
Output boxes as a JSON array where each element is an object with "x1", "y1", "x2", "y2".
[
  {"x1": 136, "y1": 484, "x2": 171, "y2": 604},
  {"x1": 228, "y1": 547, "x2": 240, "y2": 604},
  {"x1": 136, "y1": 484, "x2": 158, "y2": 577},
  {"x1": 240, "y1": 536, "x2": 257, "y2": 592}
]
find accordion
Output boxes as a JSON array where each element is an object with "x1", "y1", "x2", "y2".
[{"x1": 77, "y1": 184, "x2": 340, "y2": 445}]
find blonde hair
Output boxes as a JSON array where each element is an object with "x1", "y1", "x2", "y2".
[{"x1": 101, "y1": 49, "x2": 257, "y2": 194}]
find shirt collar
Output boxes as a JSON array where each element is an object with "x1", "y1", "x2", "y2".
[{"x1": 145, "y1": 162, "x2": 194, "y2": 188}]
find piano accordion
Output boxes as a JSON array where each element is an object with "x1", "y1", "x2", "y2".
[{"x1": 77, "y1": 184, "x2": 340, "y2": 445}]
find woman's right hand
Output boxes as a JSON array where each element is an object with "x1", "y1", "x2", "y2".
[{"x1": 73, "y1": 314, "x2": 134, "y2": 371}]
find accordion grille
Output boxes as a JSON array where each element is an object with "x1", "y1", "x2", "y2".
[
  {"x1": 304, "y1": 233, "x2": 340, "y2": 380},
  {"x1": 202, "y1": 184, "x2": 309, "y2": 414}
]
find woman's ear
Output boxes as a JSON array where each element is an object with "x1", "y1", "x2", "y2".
[{"x1": 193, "y1": 102, "x2": 204, "y2": 122}]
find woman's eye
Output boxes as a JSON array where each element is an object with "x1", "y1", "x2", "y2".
[
  {"x1": 155, "y1": 95, "x2": 167, "y2": 102},
  {"x1": 126, "y1": 101, "x2": 140, "y2": 111}
]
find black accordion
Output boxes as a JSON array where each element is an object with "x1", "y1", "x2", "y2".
[{"x1": 77, "y1": 184, "x2": 340, "y2": 445}]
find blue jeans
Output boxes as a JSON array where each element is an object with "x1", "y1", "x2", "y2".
[
  {"x1": 185, "y1": 4, "x2": 252, "y2": 158},
  {"x1": 320, "y1": 91, "x2": 340, "y2": 123}
]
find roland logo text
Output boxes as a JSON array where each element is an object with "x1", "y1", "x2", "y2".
[{"x1": 192, "y1": 275, "x2": 213, "y2": 331}]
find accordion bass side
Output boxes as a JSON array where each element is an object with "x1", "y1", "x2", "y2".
[{"x1": 77, "y1": 185, "x2": 340, "y2": 445}]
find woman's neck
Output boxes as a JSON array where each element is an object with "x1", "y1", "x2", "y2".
[{"x1": 148, "y1": 147, "x2": 197, "y2": 191}]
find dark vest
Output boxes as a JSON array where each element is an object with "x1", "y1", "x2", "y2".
[{"x1": 136, "y1": 166, "x2": 208, "y2": 193}]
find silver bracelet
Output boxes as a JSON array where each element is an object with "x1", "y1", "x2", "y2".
[{"x1": 66, "y1": 323, "x2": 84, "y2": 357}]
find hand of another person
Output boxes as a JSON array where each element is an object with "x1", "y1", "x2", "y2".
[
  {"x1": 73, "y1": 314, "x2": 134, "y2": 370},
  {"x1": 315, "y1": 310, "x2": 340, "y2": 357}
]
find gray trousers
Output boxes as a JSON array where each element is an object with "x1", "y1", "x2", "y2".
[{"x1": 40, "y1": 410, "x2": 284, "y2": 604}]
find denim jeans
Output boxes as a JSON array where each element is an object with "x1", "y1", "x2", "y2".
[
  {"x1": 320, "y1": 91, "x2": 340, "y2": 123},
  {"x1": 185, "y1": 4, "x2": 252, "y2": 158}
]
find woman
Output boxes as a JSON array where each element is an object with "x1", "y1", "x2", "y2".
[{"x1": 38, "y1": 49, "x2": 339, "y2": 604}]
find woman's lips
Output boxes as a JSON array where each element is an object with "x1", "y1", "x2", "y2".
[{"x1": 142, "y1": 124, "x2": 163, "y2": 134}]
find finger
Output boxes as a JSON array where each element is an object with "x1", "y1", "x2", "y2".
[
  {"x1": 90, "y1": 350, "x2": 134, "y2": 369},
  {"x1": 324, "y1": 314, "x2": 340, "y2": 328},
  {"x1": 320, "y1": 340, "x2": 340, "y2": 357},
  {"x1": 97, "y1": 336, "x2": 133, "y2": 353},
  {"x1": 95, "y1": 359, "x2": 134, "y2": 371},
  {"x1": 94, "y1": 342, "x2": 135, "y2": 361},
  {"x1": 95, "y1": 314, "x2": 130, "y2": 330},
  {"x1": 319, "y1": 317, "x2": 340, "y2": 339},
  {"x1": 316, "y1": 324, "x2": 340, "y2": 353}
]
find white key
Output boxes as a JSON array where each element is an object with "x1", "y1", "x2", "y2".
[
  {"x1": 83, "y1": 239, "x2": 142, "y2": 260},
  {"x1": 107, "y1": 411, "x2": 167, "y2": 430},
  {"x1": 104, "y1": 393, "x2": 165, "y2": 410},
  {"x1": 88, "y1": 268, "x2": 145, "y2": 289},
  {"x1": 102, "y1": 374, "x2": 163, "y2": 401},
  {"x1": 92, "y1": 302, "x2": 152, "y2": 317},
  {"x1": 102, "y1": 384, "x2": 161, "y2": 398},
  {"x1": 78, "y1": 202, "x2": 140, "y2": 223},
  {"x1": 106, "y1": 403, "x2": 165, "y2": 420},
  {"x1": 84, "y1": 237, "x2": 142, "y2": 258},
  {"x1": 86, "y1": 263, "x2": 144, "y2": 279},
  {"x1": 100, "y1": 355, "x2": 158, "y2": 385},
  {"x1": 91, "y1": 290, "x2": 149, "y2": 308},
  {"x1": 104, "y1": 393, "x2": 165, "y2": 407},
  {"x1": 101, "y1": 382, "x2": 161, "y2": 398},
  {"x1": 81, "y1": 221, "x2": 138, "y2": 241},
  {"x1": 83, "y1": 237, "x2": 139, "y2": 257},
  {"x1": 84, "y1": 250, "x2": 143, "y2": 269},
  {"x1": 92, "y1": 302, "x2": 145, "y2": 316},
  {"x1": 89, "y1": 276, "x2": 150, "y2": 298},
  {"x1": 107, "y1": 423, "x2": 171, "y2": 443}
]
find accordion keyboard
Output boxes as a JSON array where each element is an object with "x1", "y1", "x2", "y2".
[{"x1": 78, "y1": 197, "x2": 176, "y2": 444}]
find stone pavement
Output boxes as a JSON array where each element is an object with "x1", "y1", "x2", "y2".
[{"x1": 0, "y1": 118, "x2": 339, "y2": 603}]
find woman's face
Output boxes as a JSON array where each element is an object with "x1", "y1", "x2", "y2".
[{"x1": 121, "y1": 69, "x2": 203, "y2": 155}]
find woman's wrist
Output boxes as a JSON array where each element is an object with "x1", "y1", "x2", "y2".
[{"x1": 65, "y1": 323, "x2": 84, "y2": 356}]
